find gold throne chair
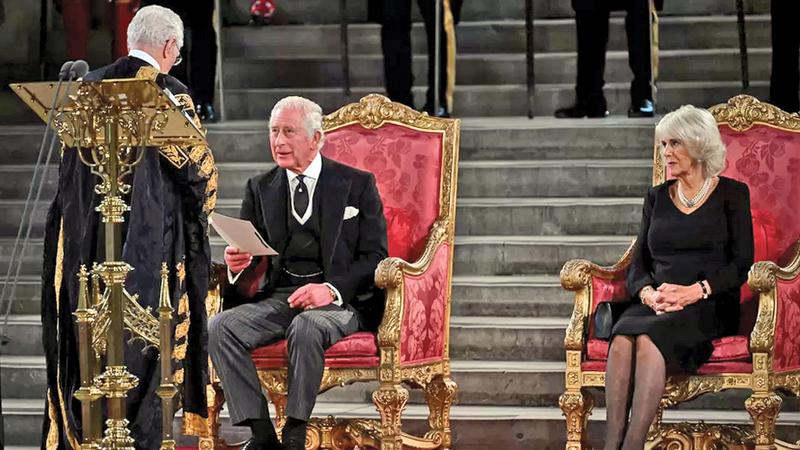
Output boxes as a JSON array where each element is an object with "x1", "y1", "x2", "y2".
[
  {"x1": 559, "y1": 95, "x2": 800, "y2": 450},
  {"x1": 204, "y1": 94, "x2": 461, "y2": 450}
]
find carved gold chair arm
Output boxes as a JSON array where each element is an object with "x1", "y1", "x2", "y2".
[
  {"x1": 560, "y1": 240, "x2": 636, "y2": 352},
  {"x1": 374, "y1": 218, "x2": 451, "y2": 351},
  {"x1": 747, "y1": 241, "x2": 800, "y2": 356}
]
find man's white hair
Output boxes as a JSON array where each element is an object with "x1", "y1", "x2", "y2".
[
  {"x1": 655, "y1": 104, "x2": 727, "y2": 178},
  {"x1": 269, "y1": 96, "x2": 325, "y2": 149},
  {"x1": 127, "y1": 5, "x2": 184, "y2": 51}
]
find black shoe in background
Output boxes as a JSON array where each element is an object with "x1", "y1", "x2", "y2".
[
  {"x1": 555, "y1": 99, "x2": 608, "y2": 118},
  {"x1": 628, "y1": 99, "x2": 655, "y2": 118},
  {"x1": 240, "y1": 438, "x2": 267, "y2": 450},
  {"x1": 197, "y1": 102, "x2": 218, "y2": 123},
  {"x1": 423, "y1": 103, "x2": 451, "y2": 118}
]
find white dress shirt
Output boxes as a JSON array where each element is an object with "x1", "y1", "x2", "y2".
[
  {"x1": 128, "y1": 49, "x2": 160, "y2": 71},
  {"x1": 228, "y1": 153, "x2": 342, "y2": 306}
]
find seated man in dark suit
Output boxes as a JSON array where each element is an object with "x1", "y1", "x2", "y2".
[{"x1": 208, "y1": 96, "x2": 389, "y2": 450}]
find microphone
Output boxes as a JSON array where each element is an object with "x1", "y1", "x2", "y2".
[
  {"x1": 58, "y1": 60, "x2": 75, "y2": 80},
  {"x1": 71, "y1": 60, "x2": 89, "y2": 79}
]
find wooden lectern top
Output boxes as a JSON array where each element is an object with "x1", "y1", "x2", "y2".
[{"x1": 10, "y1": 78, "x2": 206, "y2": 148}]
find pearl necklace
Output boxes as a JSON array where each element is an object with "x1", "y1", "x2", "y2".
[{"x1": 677, "y1": 177, "x2": 712, "y2": 208}]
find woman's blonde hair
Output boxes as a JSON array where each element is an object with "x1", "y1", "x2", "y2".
[{"x1": 655, "y1": 104, "x2": 727, "y2": 177}]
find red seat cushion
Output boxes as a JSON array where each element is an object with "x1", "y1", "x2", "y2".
[
  {"x1": 251, "y1": 332, "x2": 380, "y2": 369},
  {"x1": 586, "y1": 335, "x2": 751, "y2": 363}
]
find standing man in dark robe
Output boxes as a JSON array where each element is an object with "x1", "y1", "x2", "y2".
[
  {"x1": 556, "y1": 0, "x2": 662, "y2": 118},
  {"x1": 40, "y1": 5, "x2": 218, "y2": 449},
  {"x1": 370, "y1": 0, "x2": 463, "y2": 117}
]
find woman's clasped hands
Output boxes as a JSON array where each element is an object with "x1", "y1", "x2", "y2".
[{"x1": 643, "y1": 283, "x2": 705, "y2": 315}]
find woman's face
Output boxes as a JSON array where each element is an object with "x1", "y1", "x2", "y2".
[{"x1": 661, "y1": 136, "x2": 702, "y2": 179}]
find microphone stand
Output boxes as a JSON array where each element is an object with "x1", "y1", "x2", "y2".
[{"x1": 0, "y1": 61, "x2": 86, "y2": 449}]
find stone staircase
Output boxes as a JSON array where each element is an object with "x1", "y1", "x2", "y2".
[{"x1": 3, "y1": 1, "x2": 800, "y2": 448}]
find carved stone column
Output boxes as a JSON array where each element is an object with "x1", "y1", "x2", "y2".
[
  {"x1": 424, "y1": 376, "x2": 458, "y2": 450},
  {"x1": 372, "y1": 385, "x2": 409, "y2": 450},
  {"x1": 559, "y1": 389, "x2": 595, "y2": 450},
  {"x1": 745, "y1": 392, "x2": 782, "y2": 450}
]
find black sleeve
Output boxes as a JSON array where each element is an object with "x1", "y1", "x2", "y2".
[
  {"x1": 326, "y1": 172, "x2": 389, "y2": 305},
  {"x1": 627, "y1": 186, "x2": 657, "y2": 297},
  {"x1": 706, "y1": 181, "x2": 754, "y2": 294}
]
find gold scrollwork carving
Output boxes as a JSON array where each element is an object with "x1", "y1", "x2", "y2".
[
  {"x1": 661, "y1": 376, "x2": 726, "y2": 408},
  {"x1": 709, "y1": 94, "x2": 800, "y2": 132},
  {"x1": 650, "y1": 422, "x2": 755, "y2": 450},
  {"x1": 559, "y1": 390, "x2": 594, "y2": 446},
  {"x1": 745, "y1": 393, "x2": 783, "y2": 446}
]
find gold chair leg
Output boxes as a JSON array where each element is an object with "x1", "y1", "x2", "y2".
[
  {"x1": 424, "y1": 376, "x2": 458, "y2": 450},
  {"x1": 267, "y1": 389, "x2": 289, "y2": 436},
  {"x1": 200, "y1": 383, "x2": 227, "y2": 450},
  {"x1": 559, "y1": 389, "x2": 595, "y2": 450},
  {"x1": 746, "y1": 392, "x2": 782, "y2": 450},
  {"x1": 372, "y1": 384, "x2": 409, "y2": 450}
]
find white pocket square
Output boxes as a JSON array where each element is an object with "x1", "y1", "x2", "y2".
[{"x1": 343, "y1": 206, "x2": 359, "y2": 220}]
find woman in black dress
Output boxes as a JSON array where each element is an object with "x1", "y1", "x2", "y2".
[{"x1": 603, "y1": 105, "x2": 754, "y2": 450}]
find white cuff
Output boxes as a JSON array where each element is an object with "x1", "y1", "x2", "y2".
[
  {"x1": 227, "y1": 267, "x2": 244, "y2": 285},
  {"x1": 324, "y1": 282, "x2": 343, "y2": 306}
]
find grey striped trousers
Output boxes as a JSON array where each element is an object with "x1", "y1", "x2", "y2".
[{"x1": 208, "y1": 291, "x2": 360, "y2": 425}]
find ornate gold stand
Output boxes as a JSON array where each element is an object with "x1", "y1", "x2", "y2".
[{"x1": 12, "y1": 78, "x2": 206, "y2": 449}]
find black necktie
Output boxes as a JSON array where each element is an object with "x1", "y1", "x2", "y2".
[{"x1": 293, "y1": 174, "x2": 309, "y2": 218}]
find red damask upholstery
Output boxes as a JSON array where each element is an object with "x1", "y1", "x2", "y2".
[
  {"x1": 251, "y1": 332, "x2": 380, "y2": 369},
  {"x1": 720, "y1": 124, "x2": 800, "y2": 258},
  {"x1": 322, "y1": 123, "x2": 443, "y2": 263},
  {"x1": 399, "y1": 243, "x2": 450, "y2": 365},
  {"x1": 774, "y1": 277, "x2": 800, "y2": 373}
]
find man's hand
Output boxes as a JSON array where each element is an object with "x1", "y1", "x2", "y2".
[
  {"x1": 224, "y1": 246, "x2": 253, "y2": 274},
  {"x1": 288, "y1": 284, "x2": 335, "y2": 310},
  {"x1": 655, "y1": 283, "x2": 703, "y2": 313}
]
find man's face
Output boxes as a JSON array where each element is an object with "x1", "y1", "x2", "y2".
[{"x1": 269, "y1": 108, "x2": 320, "y2": 173}]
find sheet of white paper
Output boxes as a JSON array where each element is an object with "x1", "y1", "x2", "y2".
[{"x1": 209, "y1": 212, "x2": 278, "y2": 256}]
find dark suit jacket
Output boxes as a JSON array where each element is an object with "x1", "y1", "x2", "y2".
[{"x1": 232, "y1": 157, "x2": 389, "y2": 331}]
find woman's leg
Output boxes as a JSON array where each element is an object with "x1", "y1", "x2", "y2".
[
  {"x1": 621, "y1": 334, "x2": 666, "y2": 450},
  {"x1": 604, "y1": 335, "x2": 636, "y2": 450}
]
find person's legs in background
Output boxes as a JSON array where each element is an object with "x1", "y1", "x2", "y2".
[
  {"x1": 418, "y1": 0, "x2": 458, "y2": 117},
  {"x1": 188, "y1": 0, "x2": 218, "y2": 121},
  {"x1": 60, "y1": 0, "x2": 90, "y2": 60},
  {"x1": 380, "y1": 0, "x2": 415, "y2": 108},
  {"x1": 626, "y1": 0, "x2": 655, "y2": 117},
  {"x1": 556, "y1": 3, "x2": 610, "y2": 118},
  {"x1": 770, "y1": 0, "x2": 800, "y2": 113}
]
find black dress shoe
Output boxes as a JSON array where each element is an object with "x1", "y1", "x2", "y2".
[
  {"x1": 196, "y1": 102, "x2": 217, "y2": 122},
  {"x1": 423, "y1": 103, "x2": 451, "y2": 118},
  {"x1": 628, "y1": 99, "x2": 655, "y2": 118},
  {"x1": 282, "y1": 419, "x2": 307, "y2": 450},
  {"x1": 555, "y1": 101, "x2": 608, "y2": 118},
  {"x1": 240, "y1": 438, "x2": 264, "y2": 450}
]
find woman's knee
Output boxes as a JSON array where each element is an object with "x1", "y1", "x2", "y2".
[{"x1": 609, "y1": 335, "x2": 635, "y2": 354}]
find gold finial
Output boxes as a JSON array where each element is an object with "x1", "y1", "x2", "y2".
[
  {"x1": 77, "y1": 265, "x2": 89, "y2": 311},
  {"x1": 159, "y1": 262, "x2": 171, "y2": 310}
]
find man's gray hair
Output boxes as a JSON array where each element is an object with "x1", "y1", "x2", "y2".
[
  {"x1": 269, "y1": 96, "x2": 325, "y2": 149},
  {"x1": 655, "y1": 104, "x2": 727, "y2": 178},
  {"x1": 127, "y1": 5, "x2": 184, "y2": 51}
]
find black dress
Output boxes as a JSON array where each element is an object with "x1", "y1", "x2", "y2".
[{"x1": 614, "y1": 176, "x2": 754, "y2": 372}]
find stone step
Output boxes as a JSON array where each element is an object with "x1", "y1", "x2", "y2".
[
  {"x1": 0, "y1": 276, "x2": 42, "y2": 315},
  {"x1": 0, "y1": 117, "x2": 657, "y2": 165},
  {"x1": 223, "y1": 49, "x2": 770, "y2": 89},
  {"x1": 249, "y1": 0, "x2": 770, "y2": 24},
  {"x1": 223, "y1": 15, "x2": 771, "y2": 57},
  {"x1": 5, "y1": 398, "x2": 799, "y2": 448},
  {"x1": 222, "y1": 81, "x2": 769, "y2": 119},
  {"x1": 0, "y1": 235, "x2": 633, "y2": 278},
  {"x1": 0, "y1": 196, "x2": 645, "y2": 238},
  {"x1": 6, "y1": 356, "x2": 798, "y2": 414},
  {"x1": 1, "y1": 314, "x2": 571, "y2": 361},
  {"x1": 0, "y1": 275, "x2": 571, "y2": 317},
  {"x1": 211, "y1": 197, "x2": 643, "y2": 236},
  {"x1": 0, "y1": 159, "x2": 653, "y2": 201}
]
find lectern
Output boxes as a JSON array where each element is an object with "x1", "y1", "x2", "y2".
[{"x1": 11, "y1": 77, "x2": 206, "y2": 450}]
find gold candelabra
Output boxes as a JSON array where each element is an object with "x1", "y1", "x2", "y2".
[{"x1": 11, "y1": 77, "x2": 206, "y2": 449}]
